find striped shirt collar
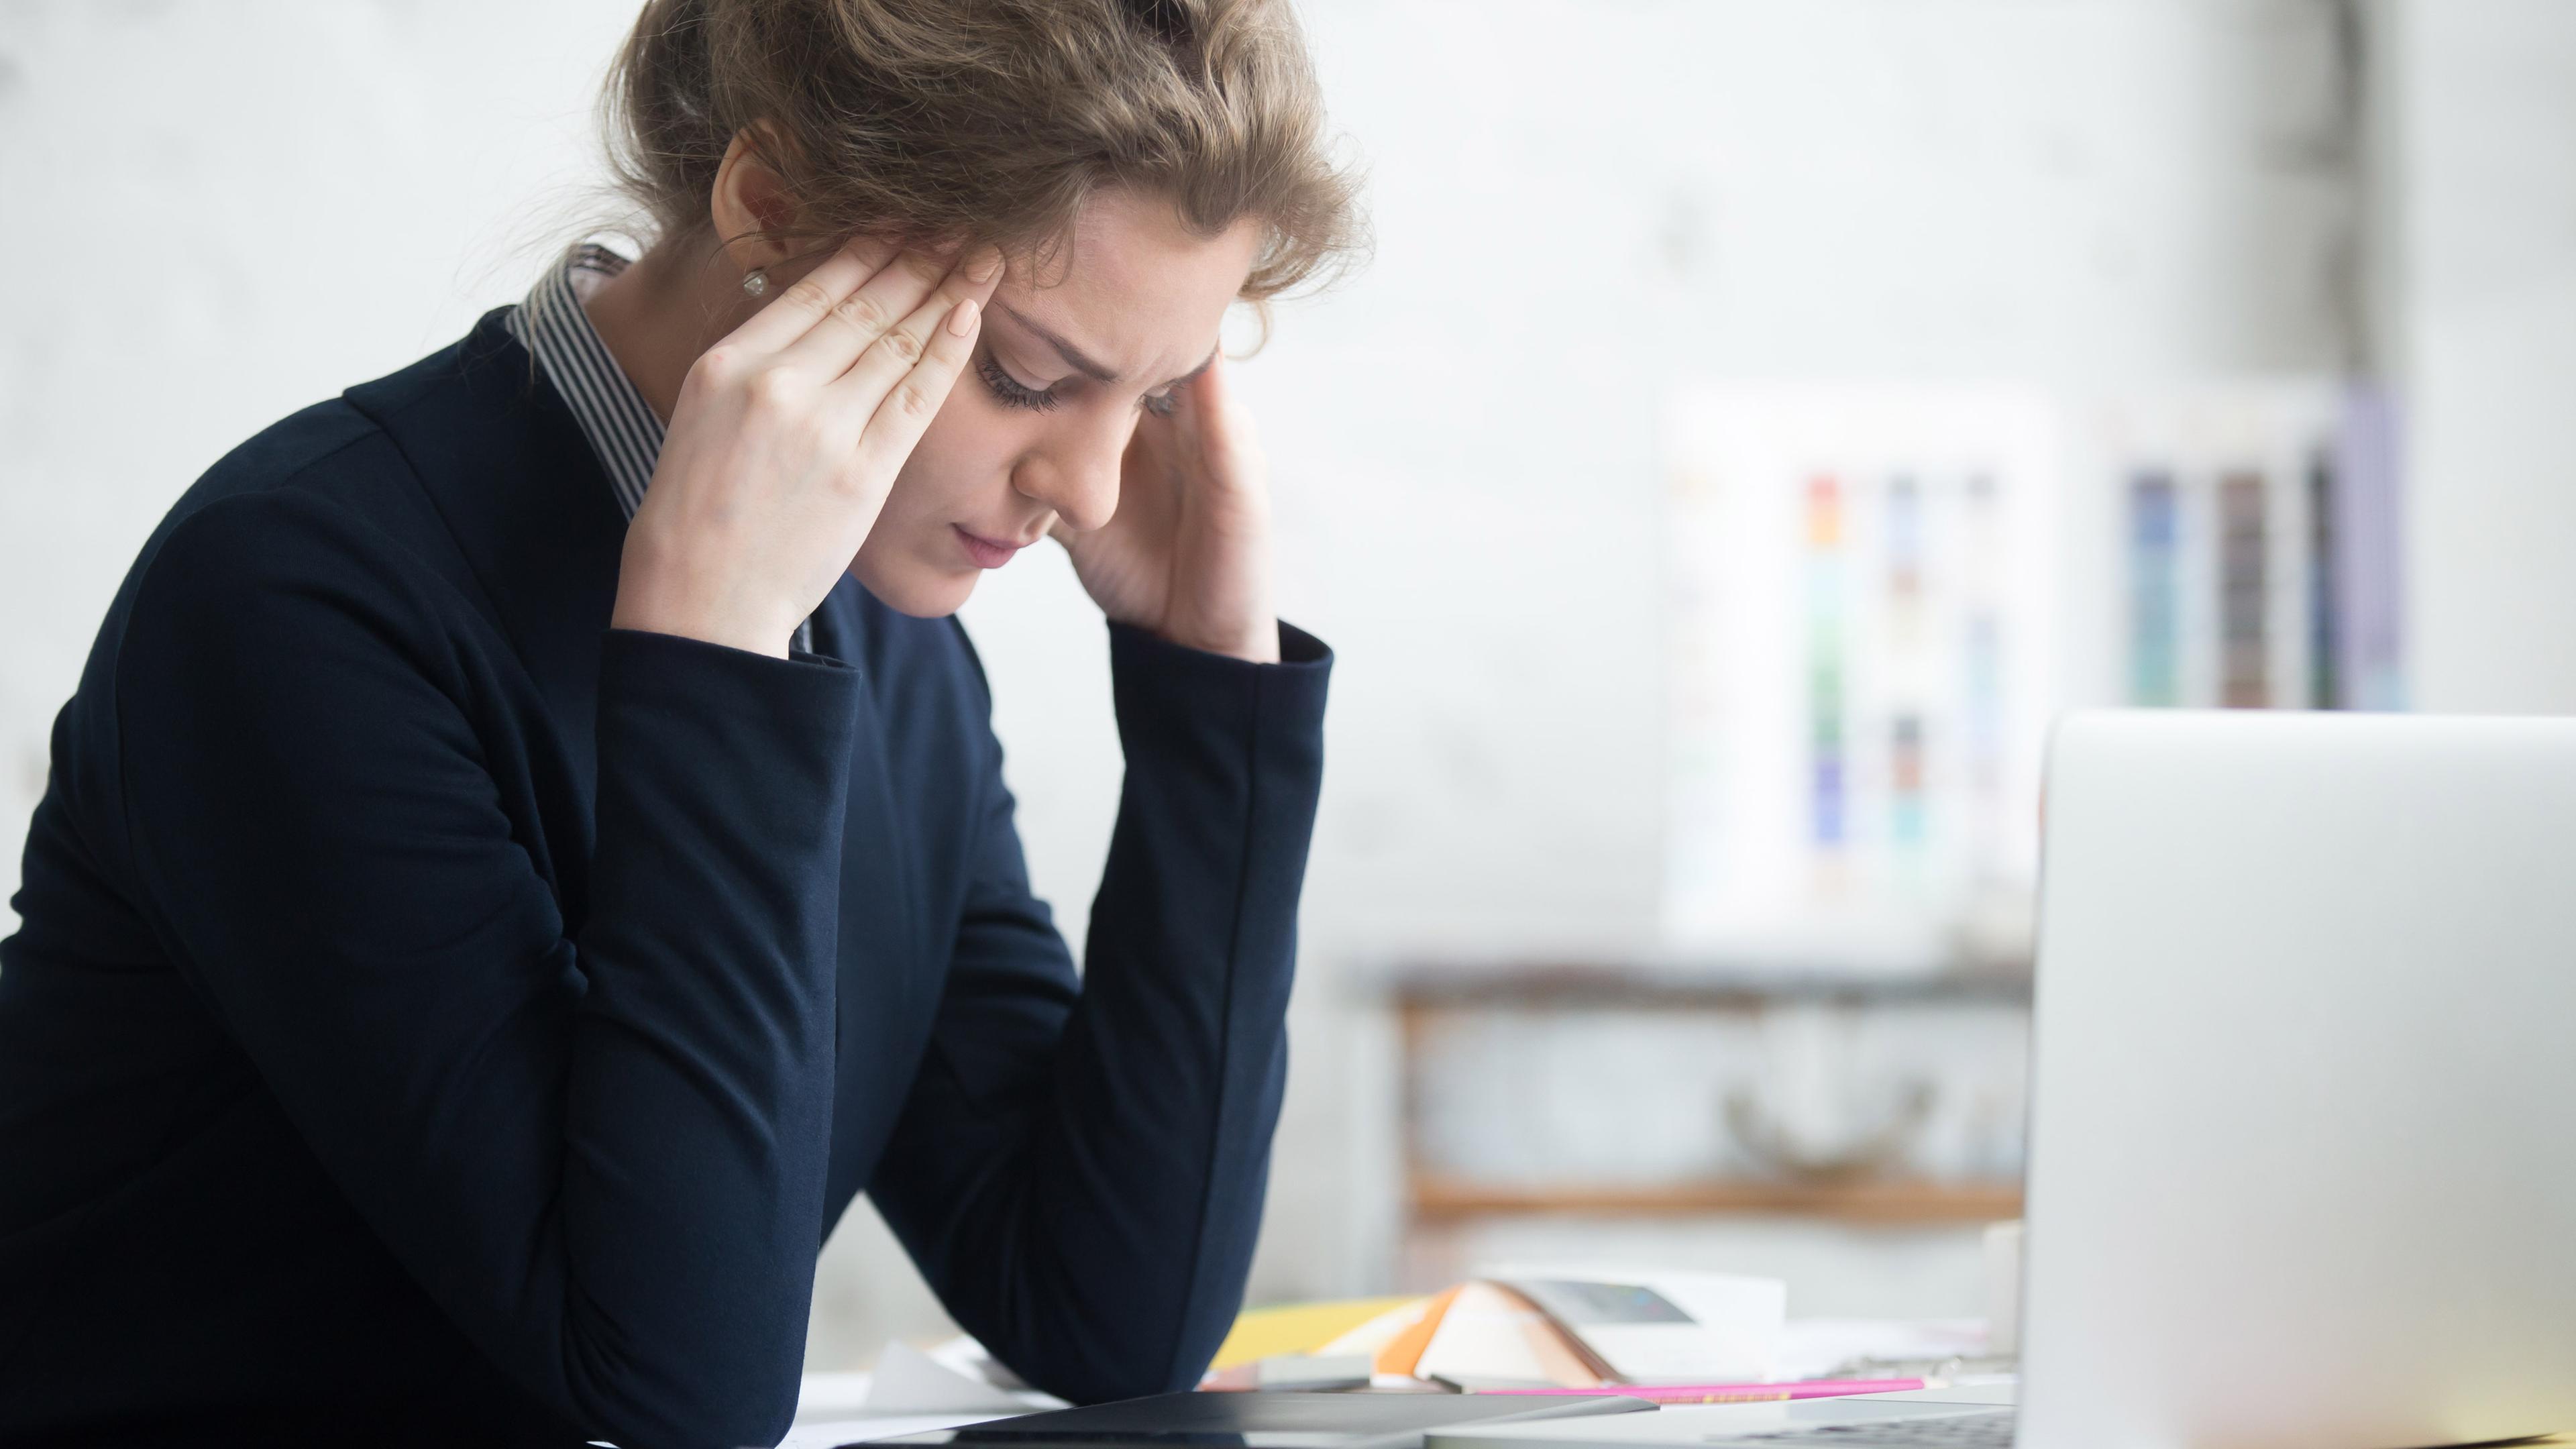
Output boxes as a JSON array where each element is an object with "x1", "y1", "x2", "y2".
[
  {"x1": 508, "y1": 244, "x2": 814, "y2": 654},
  {"x1": 506, "y1": 244, "x2": 662, "y2": 520}
]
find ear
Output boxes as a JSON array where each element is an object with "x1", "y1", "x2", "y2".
[{"x1": 708, "y1": 127, "x2": 801, "y2": 272}]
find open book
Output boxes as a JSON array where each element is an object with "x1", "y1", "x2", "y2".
[{"x1": 1207, "y1": 1268, "x2": 1785, "y2": 1390}]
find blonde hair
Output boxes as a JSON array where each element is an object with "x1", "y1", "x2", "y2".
[{"x1": 604, "y1": 0, "x2": 1365, "y2": 301}]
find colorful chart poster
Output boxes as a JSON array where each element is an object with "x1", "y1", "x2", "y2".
[
  {"x1": 1662, "y1": 379, "x2": 2397, "y2": 970},
  {"x1": 1662, "y1": 384, "x2": 2062, "y2": 971}
]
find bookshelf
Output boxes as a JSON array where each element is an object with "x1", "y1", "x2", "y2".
[
  {"x1": 1409, "y1": 1175, "x2": 2025, "y2": 1226},
  {"x1": 1387, "y1": 961, "x2": 2030, "y2": 1281}
]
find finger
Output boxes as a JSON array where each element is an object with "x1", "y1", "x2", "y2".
[
  {"x1": 774, "y1": 244, "x2": 958, "y2": 377},
  {"x1": 1182, "y1": 352, "x2": 1230, "y2": 433},
  {"x1": 1183, "y1": 353, "x2": 1260, "y2": 460},
  {"x1": 826, "y1": 248, "x2": 1004, "y2": 404},
  {"x1": 716, "y1": 233, "x2": 899, "y2": 355},
  {"x1": 848, "y1": 297, "x2": 984, "y2": 480}
]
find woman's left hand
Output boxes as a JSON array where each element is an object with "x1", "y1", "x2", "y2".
[{"x1": 1053, "y1": 354, "x2": 1281, "y2": 664}]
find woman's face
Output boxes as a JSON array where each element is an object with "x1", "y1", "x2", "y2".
[{"x1": 853, "y1": 191, "x2": 1263, "y2": 616}]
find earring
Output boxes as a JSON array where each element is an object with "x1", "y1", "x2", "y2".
[{"x1": 741, "y1": 268, "x2": 769, "y2": 298}]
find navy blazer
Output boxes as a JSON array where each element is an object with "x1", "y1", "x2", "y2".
[{"x1": 0, "y1": 311, "x2": 1331, "y2": 1447}]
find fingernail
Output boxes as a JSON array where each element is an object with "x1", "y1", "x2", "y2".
[
  {"x1": 969, "y1": 250, "x2": 1003, "y2": 283},
  {"x1": 947, "y1": 299, "x2": 980, "y2": 336}
]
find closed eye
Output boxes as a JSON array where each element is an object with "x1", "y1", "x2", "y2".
[
  {"x1": 1140, "y1": 352, "x2": 1212, "y2": 419},
  {"x1": 982, "y1": 346, "x2": 1183, "y2": 419},
  {"x1": 976, "y1": 351, "x2": 1063, "y2": 413}
]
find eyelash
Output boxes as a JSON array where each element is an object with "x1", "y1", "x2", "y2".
[
  {"x1": 976, "y1": 350, "x2": 1181, "y2": 419},
  {"x1": 977, "y1": 353, "x2": 1062, "y2": 413}
]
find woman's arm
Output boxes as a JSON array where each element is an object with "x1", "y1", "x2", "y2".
[
  {"x1": 110, "y1": 238, "x2": 1000, "y2": 1449},
  {"x1": 115, "y1": 492, "x2": 849, "y2": 1448},
  {"x1": 871, "y1": 617, "x2": 1330, "y2": 1403}
]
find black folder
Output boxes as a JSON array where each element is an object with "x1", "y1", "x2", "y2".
[{"x1": 859, "y1": 1389, "x2": 1652, "y2": 1449}]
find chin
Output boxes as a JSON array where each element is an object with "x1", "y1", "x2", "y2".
[{"x1": 850, "y1": 556, "x2": 980, "y2": 619}]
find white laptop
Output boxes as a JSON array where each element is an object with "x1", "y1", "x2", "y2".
[{"x1": 1432, "y1": 711, "x2": 2576, "y2": 1449}]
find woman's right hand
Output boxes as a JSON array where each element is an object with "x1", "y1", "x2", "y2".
[{"x1": 611, "y1": 239, "x2": 1002, "y2": 657}]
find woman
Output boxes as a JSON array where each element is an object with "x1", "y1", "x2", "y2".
[{"x1": 0, "y1": 0, "x2": 1361, "y2": 1443}]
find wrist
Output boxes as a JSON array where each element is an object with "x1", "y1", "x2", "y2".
[
  {"x1": 608, "y1": 600, "x2": 793, "y2": 659},
  {"x1": 1160, "y1": 614, "x2": 1279, "y2": 665},
  {"x1": 612, "y1": 538, "x2": 798, "y2": 659}
]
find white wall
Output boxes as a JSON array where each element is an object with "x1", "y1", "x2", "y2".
[
  {"x1": 0, "y1": 0, "x2": 645, "y2": 837},
  {"x1": 11, "y1": 0, "x2": 2546, "y2": 1372},
  {"x1": 2380, "y1": 1, "x2": 2576, "y2": 713},
  {"x1": 1164, "y1": 0, "x2": 2359, "y2": 1326}
]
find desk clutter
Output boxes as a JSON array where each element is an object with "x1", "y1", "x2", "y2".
[
  {"x1": 782, "y1": 1285, "x2": 2010, "y2": 1448},
  {"x1": 1210, "y1": 1270, "x2": 1782, "y2": 1390},
  {"x1": 1199, "y1": 1270, "x2": 2004, "y2": 1399}
]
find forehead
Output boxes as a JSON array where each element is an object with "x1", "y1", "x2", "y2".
[{"x1": 1000, "y1": 191, "x2": 1261, "y2": 380}]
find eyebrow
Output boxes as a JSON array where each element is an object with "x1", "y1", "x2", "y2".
[{"x1": 998, "y1": 303, "x2": 1218, "y2": 390}]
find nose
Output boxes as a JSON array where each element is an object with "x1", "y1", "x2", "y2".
[{"x1": 1010, "y1": 415, "x2": 1128, "y2": 534}]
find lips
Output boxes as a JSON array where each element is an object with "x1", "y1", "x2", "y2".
[{"x1": 954, "y1": 525, "x2": 1034, "y2": 570}]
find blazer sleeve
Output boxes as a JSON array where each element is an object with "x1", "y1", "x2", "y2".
[
  {"x1": 871, "y1": 618, "x2": 1332, "y2": 1403},
  {"x1": 111, "y1": 492, "x2": 852, "y2": 1449}
]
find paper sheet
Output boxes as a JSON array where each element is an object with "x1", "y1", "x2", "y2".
[
  {"x1": 861, "y1": 1341, "x2": 1049, "y2": 1415},
  {"x1": 777, "y1": 1410, "x2": 1018, "y2": 1449}
]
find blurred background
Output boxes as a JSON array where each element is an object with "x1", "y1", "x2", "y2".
[{"x1": 5, "y1": 0, "x2": 2573, "y2": 1374}]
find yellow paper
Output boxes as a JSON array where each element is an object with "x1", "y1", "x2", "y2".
[{"x1": 1210, "y1": 1296, "x2": 1424, "y2": 1369}]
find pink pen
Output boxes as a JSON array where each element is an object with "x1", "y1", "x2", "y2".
[{"x1": 1472, "y1": 1379, "x2": 1935, "y2": 1404}]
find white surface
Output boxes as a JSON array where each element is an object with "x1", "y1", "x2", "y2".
[
  {"x1": 2385, "y1": 2, "x2": 2576, "y2": 715},
  {"x1": 1427, "y1": 1397, "x2": 2012, "y2": 1449},
  {"x1": 1773, "y1": 1319, "x2": 1989, "y2": 1383},
  {"x1": 788, "y1": 1368, "x2": 1028, "y2": 1449},
  {"x1": 2021, "y1": 711, "x2": 2576, "y2": 1449},
  {"x1": 797, "y1": 1372, "x2": 881, "y2": 1423},
  {"x1": 1980, "y1": 1223, "x2": 2022, "y2": 1359},
  {"x1": 779, "y1": 1412, "x2": 1016, "y2": 1449},
  {"x1": 861, "y1": 1342, "x2": 1053, "y2": 1415},
  {"x1": 1863, "y1": 1383, "x2": 2019, "y2": 1405}
]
